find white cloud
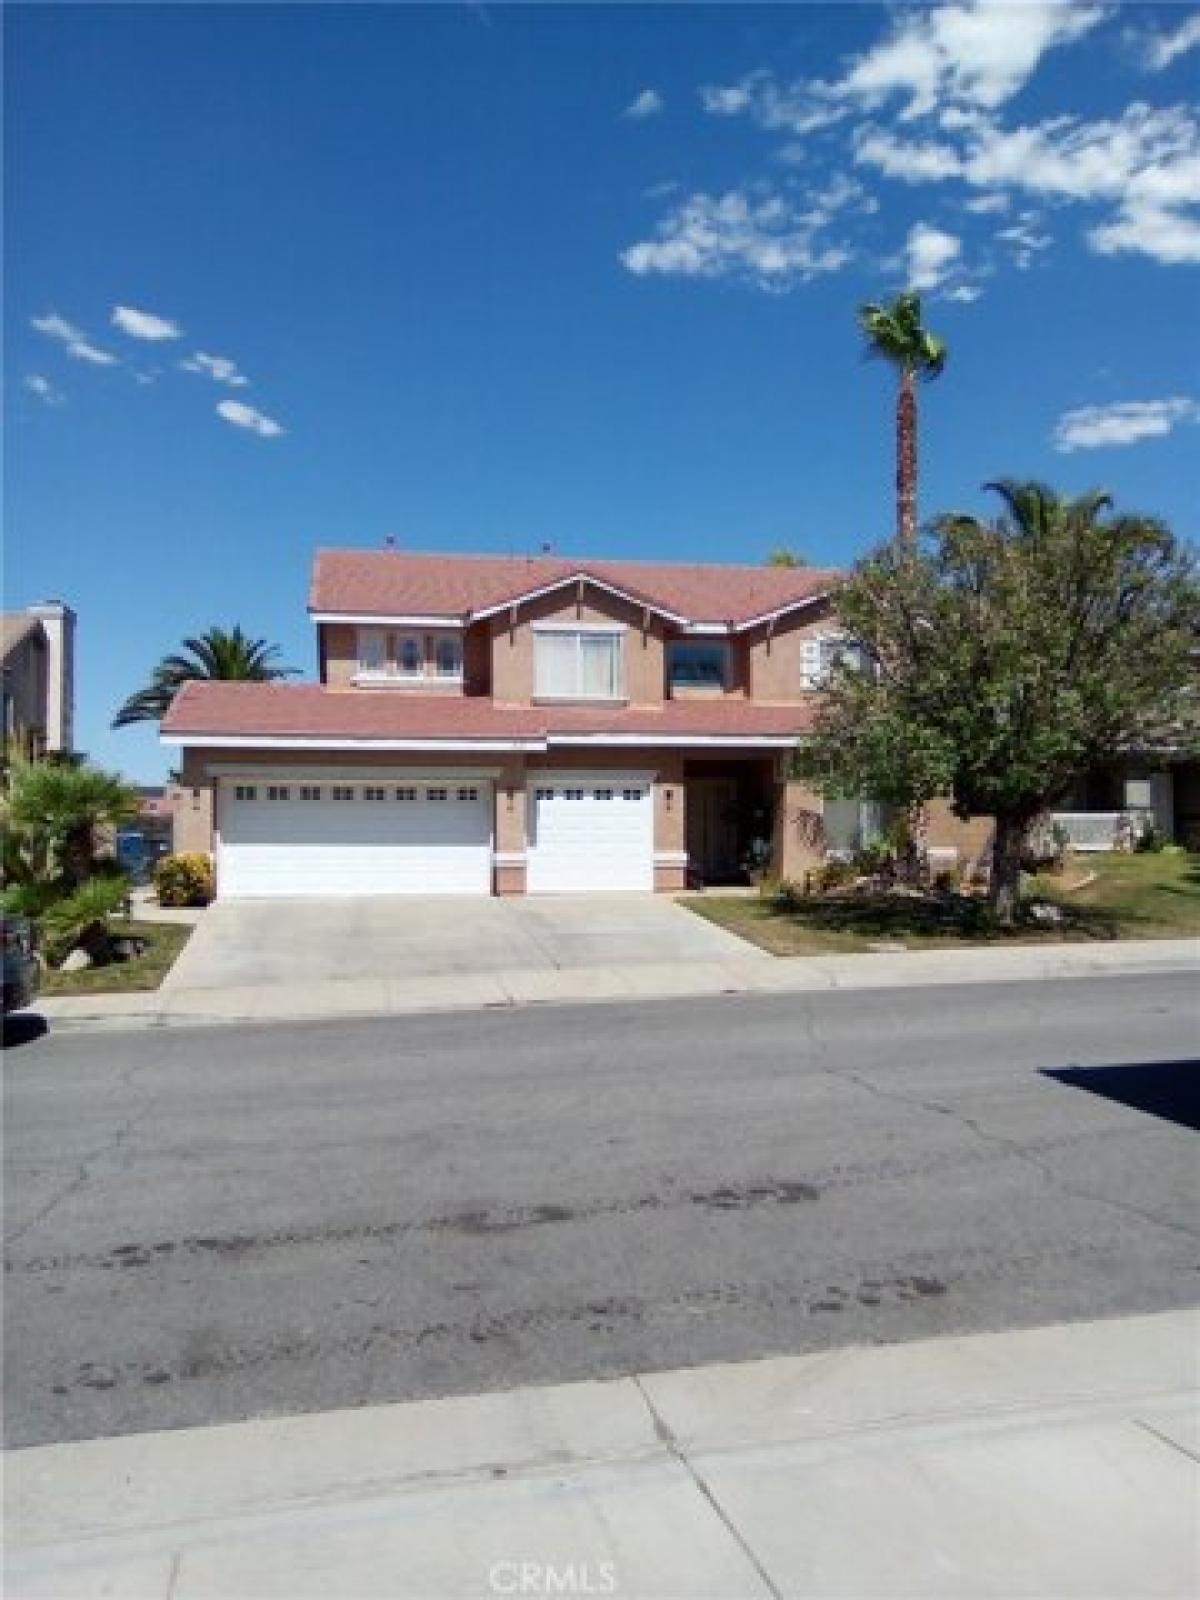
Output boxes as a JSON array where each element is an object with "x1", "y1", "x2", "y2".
[
  {"x1": 623, "y1": 88, "x2": 663, "y2": 120},
  {"x1": 833, "y1": 0, "x2": 1108, "y2": 119},
  {"x1": 946, "y1": 284, "x2": 983, "y2": 302},
  {"x1": 216, "y1": 399, "x2": 284, "y2": 438},
  {"x1": 699, "y1": 71, "x2": 849, "y2": 137},
  {"x1": 996, "y1": 214, "x2": 1053, "y2": 267},
  {"x1": 24, "y1": 373, "x2": 65, "y2": 405},
  {"x1": 622, "y1": 179, "x2": 868, "y2": 289},
  {"x1": 180, "y1": 351, "x2": 250, "y2": 387},
  {"x1": 30, "y1": 310, "x2": 118, "y2": 366},
  {"x1": 1053, "y1": 397, "x2": 1199, "y2": 452},
  {"x1": 112, "y1": 305, "x2": 183, "y2": 341},
  {"x1": 1141, "y1": 14, "x2": 1200, "y2": 72},
  {"x1": 964, "y1": 191, "x2": 1010, "y2": 214},
  {"x1": 904, "y1": 221, "x2": 962, "y2": 289},
  {"x1": 854, "y1": 101, "x2": 1200, "y2": 266}
]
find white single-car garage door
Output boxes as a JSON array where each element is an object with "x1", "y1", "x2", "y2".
[
  {"x1": 526, "y1": 777, "x2": 653, "y2": 893},
  {"x1": 218, "y1": 778, "x2": 492, "y2": 898}
]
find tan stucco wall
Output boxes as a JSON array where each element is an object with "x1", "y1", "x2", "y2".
[
  {"x1": 489, "y1": 587, "x2": 666, "y2": 707},
  {"x1": 2, "y1": 633, "x2": 49, "y2": 756},
  {"x1": 745, "y1": 599, "x2": 838, "y2": 704},
  {"x1": 925, "y1": 798, "x2": 994, "y2": 874},
  {"x1": 319, "y1": 623, "x2": 471, "y2": 694},
  {"x1": 772, "y1": 776, "x2": 826, "y2": 880}
]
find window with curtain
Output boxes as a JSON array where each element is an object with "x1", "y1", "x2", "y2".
[
  {"x1": 358, "y1": 629, "x2": 388, "y2": 673},
  {"x1": 435, "y1": 635, "x2": 462, "y2": 677},
  {"x1": 534, "y1": 630, "x2": 623, "y2": 699},
  {"x1": 397, "y1": 635, "x2": 423, "y2": 676},
  {"x1": 668, "y1": 640, "x2": 729, "y2": 688},
  {"x1": 800, "y1": 634, "x2": 867, "y2": 689}
]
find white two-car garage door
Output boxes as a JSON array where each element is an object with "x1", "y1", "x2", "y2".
[
  {"x1": 218, "y1": 778, "x2": 492, "y2": 898},
  {"x1": 527, "y1": 777, "x2": 653, "y2": 892}
]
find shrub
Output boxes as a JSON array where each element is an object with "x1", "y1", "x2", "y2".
[
  {"x1": 816, "y1": 858, "x2": 855, "y2": 892},
  {"x1": 1135, "y1": 824, "x2": 1168, "y2": 854},
  {"x1": 774, "y1": 878, "x2": 805, "y2": 911},
  {"x1": 155, "y1": 852, "x2": 215, "y2": 907},
  {"x1": 41, "y1": 875, "x2": 131, "y2": 966}
]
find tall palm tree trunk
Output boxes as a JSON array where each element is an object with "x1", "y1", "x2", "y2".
[
  {"x1": 896, "y1": 365, "x2": 926, "y2": 879},
  {"x1": 896, "y1": 367, "x2": 918, "y2": 545}
]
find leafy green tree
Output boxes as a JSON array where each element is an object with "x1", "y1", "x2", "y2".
[
  {"x1": 4, "y1": 758, "x2": 140, "y2": 887},
  {"x1": 796, "y1": 483, "x2": 1199, "y2": 921},
  {"x1": 858, "y1": 291, "x2": 947, "y2": 545},
  {"x1": 113, "y1": 626, "x2": 294, "y2": 727},
  {"x1": 766, "y1": 547, "x2": 806, "y2": 568}
]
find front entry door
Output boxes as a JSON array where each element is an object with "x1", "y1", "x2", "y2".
[{"x1": 687, "y1": 778, "x2": 740, "y2": 883}]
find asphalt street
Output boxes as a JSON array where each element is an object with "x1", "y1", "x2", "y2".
[{"x1": 4, "y1": 974, "x2": 1197, "y2": 1447}]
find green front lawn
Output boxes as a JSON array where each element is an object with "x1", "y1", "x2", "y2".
[
  {"x1": 684, "y1": 851, "x2": 1200, "y2": 958},
  {"x1": 40, "y1": 920, "x2": 193, "y2": 996}
]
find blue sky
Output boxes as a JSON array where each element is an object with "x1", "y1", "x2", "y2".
[{"x1": 6, "y1": 1, "x2": 1199, "y2": 781}]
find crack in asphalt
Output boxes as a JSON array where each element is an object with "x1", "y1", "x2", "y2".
[
  {"x1": 4, "y1": 1057, "x2": 161, "y2": 1249},
  {"x1": 818, "y1": 1058, "x2": 1200, "y2": 1246}
]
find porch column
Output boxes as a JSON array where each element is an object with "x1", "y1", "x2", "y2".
[
  {"x1": 654, "y1": 754, "x2": 687, "y2": 892},
  {"x1": 493, "y1": 759, "x2": 527, "y2": 894},
  {"x1": 772, "y1": 776, "x2": 825, "y2": 882}
]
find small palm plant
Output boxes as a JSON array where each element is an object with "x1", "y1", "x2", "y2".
[
  {"x1": 4, "y1": 758, "x2": 140, "y2": 888},
  {"x1": 113, "y1": 626, "x2": 294, "y2": 728}
]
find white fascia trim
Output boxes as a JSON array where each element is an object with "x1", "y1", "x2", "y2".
[
  {"x1": 207, "y1": 764, "x2": 501, "y2": 781},
  {"x1": 733, "y1": 592, "x2": 832, "y2": 634},
  {"x1": 162, "y1": 734, "x2": 546, "y2": 752},
  {"x1": 470, "y1": 572, "x2": 690, "y2": 627},
  {"x1": 545, "y1": 733, "x2": 801, "y2": 748},
  {"x1": 680, "y1": 622, "x2": 733, "y2": 636},
  {"x1": 310, "y1": 611, "x2": 466, "y2": 628},
  {"x1": 532, "y1": 621, "x2": 628, "y2": 634},
  {"x1": 531, "y1": 768, "x2": 655, "y2": 783}
]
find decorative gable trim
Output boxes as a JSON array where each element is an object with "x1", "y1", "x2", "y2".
[{"x1": 468, "y1": 571, "x2": 691, "y2": 627}]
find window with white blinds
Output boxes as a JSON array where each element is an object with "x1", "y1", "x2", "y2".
[
  {"x1": 534, "y1": 629, "x2": 624, "y2": 700},
  {"x1": 800, "y1": 634, "x2": 866, "y2": 689}
]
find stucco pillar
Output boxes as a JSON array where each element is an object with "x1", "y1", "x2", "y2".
[
  {"x1": 773, "y1": 776, "x2": 825, "y2": 882},
  {"x1": 654, "y1": 754, "x2": 686, "y2": 891},
  {"x1": 494, "y1": 758, "x2": 527, "y2": 894}
]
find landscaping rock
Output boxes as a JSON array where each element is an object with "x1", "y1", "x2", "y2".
[
  {"x1": 59, "y1": 947, "x2": 93, "y2": 972},
  {"x1": 1028, "y1": 901, "x2": 1065, "y2": 925}
]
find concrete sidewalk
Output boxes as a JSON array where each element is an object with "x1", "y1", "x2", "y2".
[
  {"x1": 32, "y1": 933, "x2": 1200, "y2": 1032},
  {"x1": 7, "y1": 1311, "x2": 1197, "y2": 1598}
]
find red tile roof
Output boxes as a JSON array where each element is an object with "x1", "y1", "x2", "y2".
[
  {"x1": 310, "y1": 550, "x2": 839, "y2": 628},
  {"x1": 162, "y1": 682, "x2": 816, "y2": 744}
]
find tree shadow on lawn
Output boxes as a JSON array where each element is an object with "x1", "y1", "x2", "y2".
[{"x1": 776, "y1": 892, "x2": 1122, "y2": 943}]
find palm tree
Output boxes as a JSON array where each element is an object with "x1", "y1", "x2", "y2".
[
  {"x1": 113, "y1": 626, "x2": 294, "y2": 727},
  {"x1": 5, "y1": 757, "x2": 140, "y2": 887},
  {"x1": 858, "y1": 292, "x2": 947, "y2": 545}
]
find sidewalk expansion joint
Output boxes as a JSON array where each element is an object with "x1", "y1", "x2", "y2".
[{"x1": 631, "y1": 1373, "x2": 783, "y2": 1600}]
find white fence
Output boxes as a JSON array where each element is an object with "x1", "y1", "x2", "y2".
[{"x1": 1050, "y1": 811, "x2": 1152, "y2": 852}]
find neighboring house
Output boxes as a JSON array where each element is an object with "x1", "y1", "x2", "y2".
[
  {"x1": 1, "y1": 601, "x2": 76, "y2": 760},
  {"x1": 116, "y1": 787, "x2": 180, "y2": 881},
  {"x1": 161, "y1": 550, "x2": 987, "y2": 900}
]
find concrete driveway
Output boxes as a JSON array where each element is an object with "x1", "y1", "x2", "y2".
[{"x1": 162, "y1": 894, "x2": 763, "y2": 994}]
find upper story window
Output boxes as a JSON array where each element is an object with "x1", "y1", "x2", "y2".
[
  {"x1": 534, "y1": 627, "x2": 624, "y2": 701},
  {"x1": 800, "y1": 634, "x2": 866, "y2": 690},
  {"x1": 669, "y1": 639, "x2": 729, "y2": 690},
  {"x1": 358, "y1": 629, "x2": 388, "y2": 674},
  {"x1": 435, "y1": 635, "x2": 463, "y2": 678},
  {"x1": 397, "y1": 635, "x2": 423, "y2": 676}
]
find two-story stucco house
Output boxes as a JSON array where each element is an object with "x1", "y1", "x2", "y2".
[{"x1": 162, "y1": 550, "x2": 986, "y2": 899}]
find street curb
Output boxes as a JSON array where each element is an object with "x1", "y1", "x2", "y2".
[{"x1": 26, "y1": 938, "x2": 1199, "y2": 1036}]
